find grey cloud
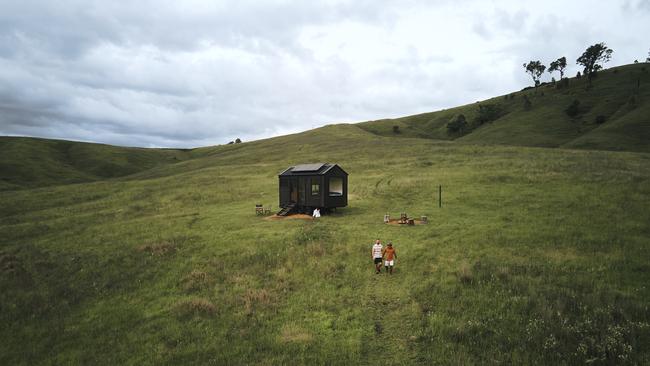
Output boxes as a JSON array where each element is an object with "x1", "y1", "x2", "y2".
[{"x1": 0, "y1": 0, "x2": 648, "y2": 147}]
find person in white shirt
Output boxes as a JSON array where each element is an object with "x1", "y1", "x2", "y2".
[{"x1": 371, "y1": 239, "x2": 383, "y2": 274}]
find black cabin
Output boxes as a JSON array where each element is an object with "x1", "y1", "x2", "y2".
[{"x1": 278, "y1": 163, "x2": 348, "y2": 214}]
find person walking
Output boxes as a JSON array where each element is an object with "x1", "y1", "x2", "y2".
[
  {"x1": 371, "y1": 239, "x2": 383, "y2": 274},
  {"x1": 383, "y1": 242, "x2": 397, "y2": 274}
]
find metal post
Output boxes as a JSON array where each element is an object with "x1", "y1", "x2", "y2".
[{"x1": 439, "y1": 185, "x2": 442, "y2": 208}]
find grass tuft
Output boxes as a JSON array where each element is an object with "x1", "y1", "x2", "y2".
[{"x1": 173, "y1": 298, "x2": 216, "y2": 317}]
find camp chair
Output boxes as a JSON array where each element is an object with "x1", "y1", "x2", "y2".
[{"x1": 255, "y1": 204, "x2": 264, "y2": 215}]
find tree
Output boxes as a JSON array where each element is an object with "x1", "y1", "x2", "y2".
[
  {"x1": 565, "y1": 100, "x2": 581, "y2": 117},
  {"x1": 576, "y1": 42, "x2": 613, "y2": 84},
  {"x1": 548, "y1": 56, "x2": 567, "y2": 80},
  {"x1": 235, "y1": 138, "x2": 242, "y2": 143},
  {"x1": 476, "y1": 104, "x2": 503, "y2": 124},
  {"x1": 446, "y1": 114, "x2": 467, "y2": 133},
  {"x1": 646, "y1": 48, "x2": 650, "y2": 62},
  {"x1": 523, "y1": 60, "x2": 546, "y2": 88}
]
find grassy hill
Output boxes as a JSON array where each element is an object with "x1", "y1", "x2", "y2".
[
  {"x1": 358, "y1": 63, "x2": 650, "y2": 153},
  {"x1": 1, "y1": 123, "x2": 649, "y2": 364},
  {"x1": 0, "y1": 137, "x2": 195, "y2": 190}
]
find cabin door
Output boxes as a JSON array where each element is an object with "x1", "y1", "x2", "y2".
[
  {"x1": 298, "y1": 177, "x2": 306, "y2": 205},
  {"x1": 290, "y1": 181, "x2": 298, "y2": 203}
]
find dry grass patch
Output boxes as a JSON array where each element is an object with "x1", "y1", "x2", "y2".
[
  {"x1": 181, "y1": 270, "x2": 212, "y2": 292},
  {"x1": 242, "y1": 288, "x2": 274, "y2": 315},
  {"x1": 137, "y1": 241, "x2": 176, "y2": 256},
  {"x1": 279, "y1": 324, "x2": 313, "y2": 343},
  {"x1": 173, "y1": 298, "x2": 216, "y2": 317},
  {"x1": 305, "y1": 242, "x2": 325, "y2": 257},
  {"x1": 457, "y1": 262, "x2": 474, "y2": 284}
]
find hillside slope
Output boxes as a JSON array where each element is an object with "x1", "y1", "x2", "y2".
[
  {"x1": 358, "y1": 63, "x2": 650, "y2": 152},
  {"x1": 0, "y1": 137, "x2": 194, "y2": 190},
  {"x1": 1, "y1": 124, "x2": 649, "y2": 365}
]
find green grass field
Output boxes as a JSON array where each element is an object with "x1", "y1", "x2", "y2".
[{"x1": 1, "y1": 65, "x2": 650, "y2": 365}]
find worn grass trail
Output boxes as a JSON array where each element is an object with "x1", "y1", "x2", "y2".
[{"x1": 359, "y1": 263, "x2": 417, "y2": 365}]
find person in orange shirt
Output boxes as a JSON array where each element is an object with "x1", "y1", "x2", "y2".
[{"x1": 382, "y1": 242, "x2": 397, "y2": 274}]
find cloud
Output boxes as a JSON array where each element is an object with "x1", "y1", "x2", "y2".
[{"x1": 0, "y1": 0, "x2": 648, "y2": 147}]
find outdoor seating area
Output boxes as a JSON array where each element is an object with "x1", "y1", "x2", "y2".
[
  {"x1": 255, "y1": 204, "x2": 272, "y2": 215},
  {"x1": 383, "y1": 212, "x2": 428, "y2": 226}
]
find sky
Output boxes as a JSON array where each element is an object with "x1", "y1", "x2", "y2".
[{"x1": 0, "y1": 0, "x2": 649, "y2": 148}]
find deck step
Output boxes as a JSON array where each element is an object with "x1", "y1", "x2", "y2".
[{"x1": 277, "y1": 203, "x2": 296, "y2": 216}]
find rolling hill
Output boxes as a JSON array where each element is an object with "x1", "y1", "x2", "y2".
[
  {"x1": 0, "y1": 64, "x2": 649, "y2": 365},
  {"x1": 0, "y1": 137, "x2": 195, "y2": 190},
  {"x1": 358, "y1": 63, "x2": 650, "y2": 153}
]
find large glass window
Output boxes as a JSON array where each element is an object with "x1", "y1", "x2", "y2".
[
  {"x1": 329, "y1": 177, "x2": 343, "y2": 196},
  {"x1": 311, "y1": 182, "x2": 320, "y2": 196}
]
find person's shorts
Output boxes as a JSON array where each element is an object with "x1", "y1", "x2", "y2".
[
  {"x1": 374, "y1": 257, "x2": 382, "y2": 264},
  {"x1": 385, "y1": 260, "x2": 394, "y2": 266}
]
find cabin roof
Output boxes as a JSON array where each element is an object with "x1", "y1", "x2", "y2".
[{"x1": 279, "y1": 163, "x2": 347, "y2": 176}]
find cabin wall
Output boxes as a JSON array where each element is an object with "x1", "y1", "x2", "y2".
[
  {"x1": 323, "y1": 167, "x2": 348, "y2": 208},
  {"x1": 306, "y1": 176, "x2": 324, "y2": 207}
]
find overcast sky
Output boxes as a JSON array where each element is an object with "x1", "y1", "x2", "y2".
[{"x1": 0, "y1": 0, "x2": 648, "y2": 148}]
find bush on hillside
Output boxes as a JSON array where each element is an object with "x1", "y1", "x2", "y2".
[
  {"x1": 475, "y1": 104, "x2": 504, "y2": 125},
  {"x1": 235, "y1": 138, "x2": 242, "y2": 143},
  {"x1": 447, "y1": 114, "x2": 468, "y2": 134},
  {"x1": 392, "y1": 125, "x2": 400, "y2": 134},
  {"x1": 565, "y1": 100, "x2": 581, "y2": 117},
  {"x1": 626, "y1": 94, "x2": 638, "y2": 109}
]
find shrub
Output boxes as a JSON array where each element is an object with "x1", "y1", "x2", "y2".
[
  {"x1": 476, "y1": 104, "x2": 504, "y2": 125},
  {"x1": 235, "y1": 138, "x2": 242, "y2": 143},
  {"x1": 595, "y1": 115, "x2": 606, "y2": 124},
  {"x1": 392, "y1": 125, "x2": 400, "y2": 134},
  {"x1": 565, "y1": 100, "x2": 581, "y2": 117},
  {"x1": 446, "y1": 114, "x2": 467, "y2": 133}
]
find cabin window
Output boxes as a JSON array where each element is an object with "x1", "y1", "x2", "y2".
[
  {"x1": 311, "y1": 182, "x2": 320, "y2": 196},
  {"x1": 329, "y1": 177, "x2": 343, "y2": 196}
]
